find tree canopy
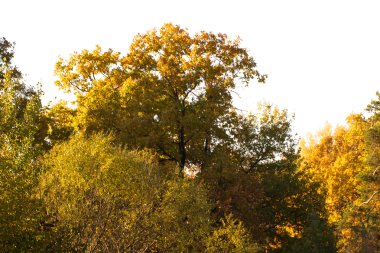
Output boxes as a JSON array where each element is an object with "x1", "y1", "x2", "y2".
[
  {"x1": 55, "y1": 23, "x2": 267, "y2": 175},
  {"x1": 1, "y1": 23, "x2": 379, "y2": 252},
  {"x1": 0, "y1": 37, "x2": 47, "y2": 251}
]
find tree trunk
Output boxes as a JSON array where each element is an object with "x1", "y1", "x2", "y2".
[{"x1": 178, "y1": 125, "x2": 186, "y2": 177}]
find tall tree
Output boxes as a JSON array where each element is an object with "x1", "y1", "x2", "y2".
[
  {"x1": 300, "y1": 113, "x2": 379, "y2": 252},
  {"x1": 346, "y1": 92, "x2": 380, "y2": 252},
  {"x1": 53, "y1": 24, "x2": 333, "y2": 251},
  {"x1": 0, "y1": 37, "x2": 47, "y2": 251},
  {"x1": 206, "y1": 105, "x2": 335, "y2": 251},
  {"x1": 300, "y1": 115, "x2": 369, "y2": 225},
  {"x1": 55, "y1": 23, "x2": 266, "y2": 176}
]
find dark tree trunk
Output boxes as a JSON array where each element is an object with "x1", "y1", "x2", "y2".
[{"x1": 178, "y1": 125, "x2": 186, "y2": 177}]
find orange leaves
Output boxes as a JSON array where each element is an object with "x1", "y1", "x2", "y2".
[{"x1": 301, "y1": 117, "x2": 369, "y2": 222}]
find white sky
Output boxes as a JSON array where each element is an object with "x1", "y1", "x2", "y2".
[{"x1": 2, "y1": 0, "x2": 380, "y2": 137}]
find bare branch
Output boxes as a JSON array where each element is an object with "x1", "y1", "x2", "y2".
[
  {"x1": 359, "y1": 190, "x2": 380, "y2": 206},
  {"x1": 372, "y1": 166, "x2": 380, "y2": 177},
  {"x1": 157, "y1": 145, "x2": 178, "y2": 162}
]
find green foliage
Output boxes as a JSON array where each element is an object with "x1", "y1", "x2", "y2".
[
  {"x1": 0, "y1": 37, "x2": 22, "y2": 85},
  {"x1": 155, "y1": 179, "x2": 212, "y2": 252},
  {"x1": 39, "y1": 133, "x2": 214, "y2": 252},
  {"x1": 45, "y1": 100, "x2": 75, "y2": 145},
  {"x1": 54, "y1": 23, "x2": 267, "y2": 176},
  {"x1": 205, "y1": 214, "x2": 259, "y2": 253},
  {"x1": 0, "y1": 38, "x2": 47, "y2": 251},
  {"x1": 286, "y1": 212, "x2": 336, "y2": 253},
  {"x1": 335, "y1": 109, "x2": 380, "y2": 253},
  {"x1": 8, "y1": 24, "x2": 380, "y2": 252},
  {"x1": 232, "y1": 104, "x2": 298, "y2": 174},
  {"x1": 340, "y1": 93, "x2": 380, "y2": 253},
  {"x1": 203, "y1": 104, "x2": 335, "y2": 251},
  {"x1": 39, "y1": 133, "x2": 165, "y2": 251}
]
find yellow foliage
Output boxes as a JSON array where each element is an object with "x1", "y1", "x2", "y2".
[
  {"x1": 300, "y1": 115, "x2": 369, "y2": 224},
  {"x1": 300, "y1": 114, "x2": 377, "y2": 252},
  {"x1": 205, "y1": 214, "x2": 258, "y2": 253}
]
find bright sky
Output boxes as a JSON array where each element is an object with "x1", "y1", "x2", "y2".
[{"x1": 2, "y1": 0, "x2": 380, "y2": 137}]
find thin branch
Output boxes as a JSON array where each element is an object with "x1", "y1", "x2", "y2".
[
  {"x1": 89, "y1": 201, "x2": 114, "y2": 253},
  {"x1": 157, "y1": 145, "x2": 178, "y2": 162},
  {"x1": 372, "y1": 166, "x2": 380, "y2": 177},
  {"x1": 359, "y1": 190, "x2": 380, "y2": 206}
]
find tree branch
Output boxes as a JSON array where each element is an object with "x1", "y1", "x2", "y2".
[
  {"x1": 372, "y1": 166, "x2": 379, "y2": 177},
  {"x1": 157, "y1": 145, "x2": 178, "y2": 162},
  {"x1": 359, "y1": 190, "x2": 380, "y2": 206}
]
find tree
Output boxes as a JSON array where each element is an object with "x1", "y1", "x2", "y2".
[
  {"x1": 39, "y1": 133, "x2": 163, "y2": 251},
  {"x1": 300, "y1": 113, "x2": 379, "y2": 252},
  {"x1": 0, "y1": 37, "x2": 47, "y2": 251},
  {"x1": 55, "y1": 23, "x2": 266, "y2": 176},
  {"x1": 154, "y1": 179, "x2": 212, "y2": 252},
  {"x1": 203, "y1": 104, "x2": 335, "y2": 251},
  {"x1": 0, "y1": 37, "x2": 22, "y2": 86},
  {"x1": 300, "y1": 115, "x2": 369, "y2": 225},
  {"x1": 38, "y1": 133, "x2": 215, "y2": 252},
  {"x1": 365, "y1": 92, "x2": 380, "y2": 207},
  {"x1": 344, "y1": 92, "x2": 380, "y2": 253},
  {"x1": 205, "y1": 214, "x2": 259, "y2": 253},
  {"x1": 54, "y1": 24, "x2": 334, "y2": 251},
  {"x1": 45, "y1": 100, "x2": 75, "y2": 145}
]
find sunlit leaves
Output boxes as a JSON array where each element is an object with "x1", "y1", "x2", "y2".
[
  {"x1": 300, "y1": 112, "x2": 380, "y2": 252},
  {"x1": 38, "y1": 133, "x2": 216, "y2": 252},
  {"x1": 55, "y1": 45, "x2": 124, "y2": 94},
  {"x1": 205, "y1": 214, "x2": 258, "y2": 253},
  {"x1": 54, "y1": 23, "x2": 266, "y2": 175},
  {"x1": 0, "y1": 38, "x2": 47, "y2": 251}
]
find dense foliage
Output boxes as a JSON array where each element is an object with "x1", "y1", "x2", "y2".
[
  {"x1": 0, "y1": 37, "x2": 48, "y2": 251},
  {"x1": 1, "y1": 24, "x2": 378, "y2": 252},
  {"x1": 300, "y1": 111, "x2": 380, "y2": 252}
]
